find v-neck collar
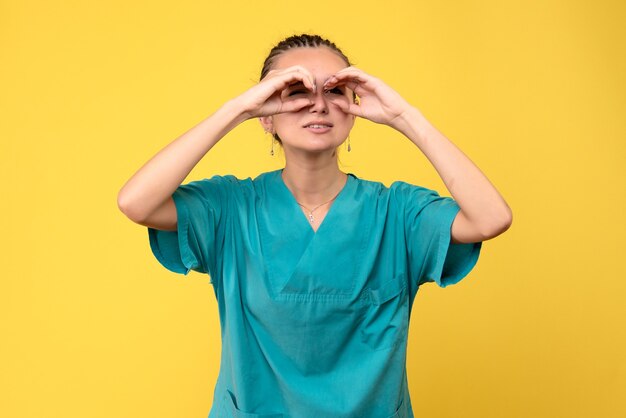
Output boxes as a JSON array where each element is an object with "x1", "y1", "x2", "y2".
[
  {"x1": 274, "y1": 168, "x2": 355, "y2": 235},
  {"x1": 257, "y1": 169, "x2": 367, "y2": 301}
]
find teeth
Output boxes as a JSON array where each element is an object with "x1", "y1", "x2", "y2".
[{"x1": 307, "y1": 124, "x2": 330, "y2": 128}]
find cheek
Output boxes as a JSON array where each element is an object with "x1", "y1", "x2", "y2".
[
  {"x1": 273, "y1": 113, "x2": 294, "y2": 123},
  {"x1": 336, "y1": 116, "x2": 354, "y2": 135},
  {"x1": 336, "y1": 105, "x2": 355, "y2": 122},
  {"x1": 272, "y1": 114, "x2": 299, "y2": 133}
]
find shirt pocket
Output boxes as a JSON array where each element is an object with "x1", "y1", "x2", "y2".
[
  {"x1": 359, "y1": 274, "x2": 409, "y2": 351},
  {"x1": 222, "y1": 389, "x2": 283, "y2": 418}
]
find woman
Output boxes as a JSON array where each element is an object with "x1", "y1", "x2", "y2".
[{"x1": 118, "y1": 34, "x2": 511, "y2": 418}]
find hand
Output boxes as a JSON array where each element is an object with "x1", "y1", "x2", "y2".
[
  {"x1": 234, "y1": 66, "x2": 317, "y2": 120},
  {"x1": 323, "y1": 67, "x2": 414, "y2": 128}
]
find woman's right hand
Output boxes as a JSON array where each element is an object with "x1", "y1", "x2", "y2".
[
  {"x1": 233, "y1": 65, "x2": 317, "y2": 120},
  {"x1": 118, "y1": 66, "x2": 318, "y2": 228}
]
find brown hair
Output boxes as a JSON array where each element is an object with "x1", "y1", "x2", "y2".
[
  {"x1": 260, "y1": 34, "x2": 354, "y2": 144},
  {"x1": 260, "y1": 34, "x2": 352, "y2": 81}
]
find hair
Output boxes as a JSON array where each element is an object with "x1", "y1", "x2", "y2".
[
  {"x1": 260, "y1": 34, "x2": 352, "y2": 81},
  {"x1": 260, "y1": 34, "x2": 354, "y2": 145}
]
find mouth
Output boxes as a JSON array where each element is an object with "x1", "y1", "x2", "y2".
[{"x1": 303, "y1": 121, "x2": 334, "y2": 129}]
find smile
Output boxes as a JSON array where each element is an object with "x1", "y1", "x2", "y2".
[
  {"x1": 303, "y1": 120, "x2": 334, "y2": 128},
  {"x1": 303, "y1": 120, "x2": 333, "y2": 133},
  {"x1": 304, "y1": 125, "x2": 332, "y2": 133}
]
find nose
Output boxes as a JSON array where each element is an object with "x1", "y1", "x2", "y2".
[{"x1": 309, "y1": 84, "x2": 329, "y2": 114}]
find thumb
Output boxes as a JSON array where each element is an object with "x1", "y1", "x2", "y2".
[
  {"x1": 330, "y1": 97, "x2": 359, "y2": 116},
  {"x1": 278, "y1": 98, "x2": 314, "y2": 114}
]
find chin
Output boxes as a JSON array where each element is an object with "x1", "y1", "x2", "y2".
[
  {"x1": 304, "y1": 141, "x2": 343, "y2": 153},
  {"x1": 289, "y1": 138, "x2": 340, "y2": 152}
]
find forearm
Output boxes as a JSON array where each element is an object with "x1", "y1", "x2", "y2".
[
  {"x1": 117, "y1": 99, "x2": 248, "y2": 221},
  {"x1": 392, "y1": 106, "x2": 512, "y2": 237}
]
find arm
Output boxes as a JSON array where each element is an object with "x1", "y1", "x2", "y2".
[
  {"x1": 116, "y1": 100, "x2": 248, "y2": 229},
  {"x1": 324, "y1": 68, "x2": 512, "y2": 244},
  {"x1": 391, "y1": 107, "x2": 512, "y2": 244},
  {"x1": 117, "y1": 66, "x2": 318, "y2": 230}
]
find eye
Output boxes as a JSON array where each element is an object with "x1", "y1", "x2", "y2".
[
  {"x1": 325, "y1": 87, "x2": 344, "y2": 95},
  {"x1": 288, "y1": 89, "x2": 307, "y2": 96}
]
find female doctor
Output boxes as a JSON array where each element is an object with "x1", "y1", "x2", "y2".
[{"x1": 118, "y1": 34, "x2": 512, "y2": 418}]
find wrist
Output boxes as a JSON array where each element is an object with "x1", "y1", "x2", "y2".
[
  {"x1": 390, "y1": 106, "x2": 427, "y2": 139},
  {"x1": 220, "y1": 98, "x2": 252, "y2": 126}
]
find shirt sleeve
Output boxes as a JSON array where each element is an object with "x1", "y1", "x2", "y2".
[
  {"x1": 147, "y1": 175, "x2": 233, "y2": 279},
  {"x1": 391, "y1": 181, "x2": 482, "y2": 288}
]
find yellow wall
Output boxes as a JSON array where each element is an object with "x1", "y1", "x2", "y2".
[{"x1": 1, "y1": 0, "x2": 624, "y2": 417}]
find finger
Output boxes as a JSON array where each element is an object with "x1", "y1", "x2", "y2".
[
  {"x1": 332, "y1": 66, "x2": 368, "y2": 78},
  {"x1": 291, "y1": 66, "x2": 317, "y2": 92},
  {"x1": 325, "y1": 77, "x2": 366, "y2": 93},
  {"x1": 324, "y1": 79, "x2": 361, "y2": 100},
  {"x1": 277, "y1": 65, "x2": 316, "y2": 93},
  {"x1": 324, "y1": 69, "x2": 370, "y2": 87},
  {"x1": 328, "y1": 97, "x2": 350, "y2": 113},
  {"x1": 324, "y1": 77, "x2": 366, "y2": 97},
  {"x1": 329, "y1": 96, "x2": 361, "y2": 117},
  {"x1": 275, "y1": 97, "x2": 314, "y2": 114}
]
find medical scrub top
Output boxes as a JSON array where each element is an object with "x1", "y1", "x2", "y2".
[{"x1": 148, "y1": 169, "x2": 481, "y2": 418}]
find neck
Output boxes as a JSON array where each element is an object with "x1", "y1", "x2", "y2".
[{"x1": 281, "y1": 158, "x2": 347, "y2": 207}]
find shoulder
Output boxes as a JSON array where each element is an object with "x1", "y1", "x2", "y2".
[
  {"x1": 174, "y1": 174, "x2": 258, "y2": 207},
  {"x1": 350, "y1": 173, "x2": 388, "y2": 196},
  {"x1": 388, "y1": 180, "x2": 443, "y2": 206},
  {"x1": 389, "y1": 179, "x2": 439, "y2": 195},
  {"x1": 352, "y1": 175, "x2": 455, "y2": 222},
  {"x1": 186, "y1": 173, "x2": 256, "y2": 191},
  {"x1": 351, "y1": 173, "x2": 440, "y2": 202},
  {"x1": 186, "y1": 169, "x2": 291, "y2": 197}
]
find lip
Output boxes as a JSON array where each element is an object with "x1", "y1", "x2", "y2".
[
  {"x1": 302, "y1": 120, "x2": 334, "y2": 128},
  {"x1": 304, "y1": 125, "x2": 332, "y2": 133}
]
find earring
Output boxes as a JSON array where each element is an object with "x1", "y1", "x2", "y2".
[
  {"x1": 266, "y1": 131, "x2": 275, "y2": 156},
  {"x1": 346, "y1": 136, "x2": 351, "y2": 152}
]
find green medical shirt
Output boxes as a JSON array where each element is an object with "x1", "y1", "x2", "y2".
[{"x1": 148, "y1": 169, "x2": 481, "y2": 418}]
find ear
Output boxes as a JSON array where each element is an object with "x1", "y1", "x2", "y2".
[{"x1": 259, "y1": 116, "x2": 274, "y2": 134}]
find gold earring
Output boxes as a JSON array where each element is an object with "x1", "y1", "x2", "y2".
[
  {"x1": 346, "y1": 136, "x2": 351, "y2": 152},
  {"x1": 266, "y1": 131, "x2": 275, "y2": 156}
]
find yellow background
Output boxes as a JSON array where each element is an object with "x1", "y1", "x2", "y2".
[{"x1": 1, "y1": 0, "x2": 624, "y2": 417}]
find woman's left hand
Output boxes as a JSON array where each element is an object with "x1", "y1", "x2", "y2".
[{"x1": 324, "y1": 67, "x2": 415, "y2": 129}]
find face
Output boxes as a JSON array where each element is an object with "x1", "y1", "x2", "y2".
[{"x1": 261, "y1": 47, "x2": 356, "y2": 155}]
